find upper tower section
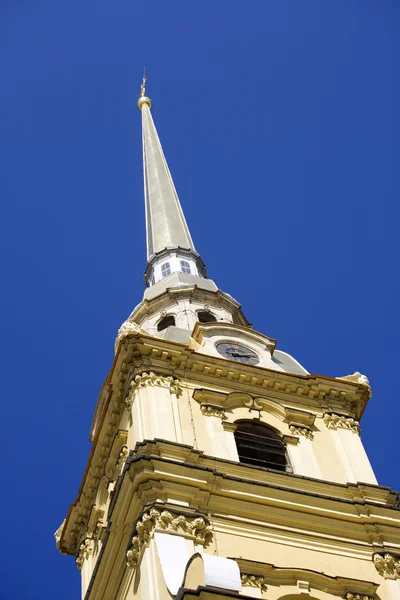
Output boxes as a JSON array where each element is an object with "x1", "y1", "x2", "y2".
[{"x1": 137, "y1": 75, "x2": 206, "y2": 286}]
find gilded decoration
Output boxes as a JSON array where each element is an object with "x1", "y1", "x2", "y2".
[
  {"x1": 126, "y1": 508, "x2": 212, "y2": 569},
  {"x1": 200, "y1": 403, "x2": 226, "y2": 419},
  {"x1": 241, "y1": 573, "x2": 266, "y2": 589},
  {"x1": 125, "y1": 371, "x2": 182, "y2": 410},
  {"x1": 289, "y1": 424, "x2": 314, "y2": 440},
  {"x1": 373, "y1": 553, "x2": 400, "y2": 580},
  {"x1": 323, "y1": 413, "x2": 360, "y2": 434},
  {"x1": 76, "y1": 537, "x2": 94, "y2": 570}
]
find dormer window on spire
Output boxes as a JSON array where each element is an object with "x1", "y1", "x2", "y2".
[
  {"x1": 161, "y1": 263, "x2": 171, "y2": 279},
  {"x1": 180, "y1": 260, "x2": 191, "y2": 274}
]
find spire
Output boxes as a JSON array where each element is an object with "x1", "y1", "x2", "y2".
[{"x1": 137, "y1": 75, "x2": 195, "y2": 260}]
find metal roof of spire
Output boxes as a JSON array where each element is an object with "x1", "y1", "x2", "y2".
[{"x1": 137, "y1": 75, "x2": 195, "y2": 260}]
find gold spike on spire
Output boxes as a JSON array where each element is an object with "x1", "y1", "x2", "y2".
[
  {"x1": 137, "y1": 68, "x2": 152, "y2": 110},
  {"x1": 140, "y1": 67, "x2": 146, "y2": 97}
]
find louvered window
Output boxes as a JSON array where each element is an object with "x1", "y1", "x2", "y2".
[{"x1": 234, "y1": 422, "x2": 289, "y2": 472}]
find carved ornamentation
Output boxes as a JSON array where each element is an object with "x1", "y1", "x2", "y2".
[
  {"x1": 338, "y1": 372, "x2": 370, "y2": 387},
  {"x1": 241, "y1": 573, "x2": 266, "y2": 588},
  {"x1": 126, "y1": 508, "x2": 212, "y2": 569},
  {"x1": 125, "y1": 372, "x2": 182, "y2": 409},
  {"x1": 373, "y1": 553, "x2": 400, "y2": 580},
  {"x1": 200, "y1": 404, "x2": 226, "y2": 419},
  {"x1": 289, "y1": 425, "x2": 314, "y2": 440},
  {"x1": 76, "y1": 537, "x2": 94, "y2": 570},
  {"x1": 116, "y1": 445, "x2": 129, "y2": 470},
  {"x1": 54, "y1": 519, "x2": 66, "y2": 549},
  {"x1": 346, "y1": 594, "x2": 373, "y2": 600},
  {"x1": 115, "y1": 320, "x2": 148, "y2": 352},
  {"x1": 323, "y1": 413, "x2": 360, "y2": 434}
]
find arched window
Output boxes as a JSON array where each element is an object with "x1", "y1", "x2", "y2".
[
  {"x1": 157, "y1": 315, "x2": 175, "y2": 332},
  {"x1": 197, "y1": 311, "x2": 217, "y2": 323},
  {"x1": 161, "y1": 262, "x2": 171, "y2": 279},
  {"x1": 180, "y1": 260, "x2": 191, "y2": 274},
  {"x1": 234, "y1": 421, "x2": 289, "y2": 472}
]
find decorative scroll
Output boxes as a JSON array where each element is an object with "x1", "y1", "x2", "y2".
[
  {"x1": 126, "y1": 508, "x2": 212, "y2": 569},
  {"x1": 373, "y1": 553, "x2": 400, "y2": 580},
  {"x1": 323, "y1": 413, "x2": 360, "y2": 434},
  {"x1": 125, "y1": 372, "x2": 182, "y2": 409},
  {"x1": 346, "y1": 594, "x2": 373, "y2": 600},
  {"x1": 76, "y1": 538, "x2": 94, "y2": 570}
]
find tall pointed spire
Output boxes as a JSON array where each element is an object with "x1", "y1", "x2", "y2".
[
  {"x1": 137, "y1": 76, "x2": 195, "y2": 259},
  {"x1": 137, "y1": 76, "x2": 205, "y2": 287}
]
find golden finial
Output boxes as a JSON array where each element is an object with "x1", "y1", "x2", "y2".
[
  {"x1": 140, "y1": 67, "x2": 147, "y2": 98},
  {"x1": 137, "y1": 67, "x2": 152, "y2": 110}
]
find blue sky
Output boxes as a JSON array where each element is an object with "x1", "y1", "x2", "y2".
[{"x1": 1, "y1": 1, "x2": 399, "y2": 598}]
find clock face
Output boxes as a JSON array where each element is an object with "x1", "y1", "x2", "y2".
[{"x1": 216, "y1": 342, "x2": 259, "y2": 365}]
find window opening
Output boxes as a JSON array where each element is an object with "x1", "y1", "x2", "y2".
[
  {"x1": 157, "y1": 315, "x2": 175, "y2": 332},
  {"x1": 197, "y1": 311, "x2": 217, "y2": 323},
  {"x1": 234, "y1": 421, "x2": 289, "y2": 472}
]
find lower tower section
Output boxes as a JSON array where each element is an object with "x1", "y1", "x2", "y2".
[{"x1": 56, "y1": 328, "x2": 400, "y2": 600}]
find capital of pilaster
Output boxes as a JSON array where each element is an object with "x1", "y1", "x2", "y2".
[
  {"x1": 125, "y1": 371, "x2": 182, "y2": 409},
  {"x1": 126, "y1": 508, "x2": 212, "y2": 569},
  {"x1": 241, "y1": 573, "x2": 266, "y2": 589},
  {"x1": 200, "y1": 403, "x2": 227, "y2": 419},
  {"x1": 76, "y1": 537, "x2": 94, "y2": 570},
  {"x1": 289, "y1": 424, "x2": 314, "y2": 440},
  {"x1": 373, "y1": 553, "x2": 400, "y2": 580},
  {"x1": 346, "y1": 593, "x2": 373, "y2": 600},
  {"x1": 323, "y1": 413, "x2": 360, "y2": 434}
]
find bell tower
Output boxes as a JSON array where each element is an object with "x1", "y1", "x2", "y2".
[{"x1": 56, "y1": 78, "x2": 400, "y2": 600}]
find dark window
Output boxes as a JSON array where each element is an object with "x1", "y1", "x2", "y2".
[
  {"x1": 197, "y1": 311, "x2": 217, "y2": 323},
  {"x1": 161, "y1": 262, "x2": 171, "y2": 278},
  {"x1": 234, "y1": 421, "x2": 289, "y2": 472},
  {"x1": 157, "y1": 315, "x2": 175, "y2": 332},
  {"x1": 180, "y1": 260, "x2": 191, "y2": 274}
]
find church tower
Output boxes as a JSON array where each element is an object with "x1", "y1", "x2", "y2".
[{"x1": 56, "y1": 78, "x2": 400, "y2": 600}]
